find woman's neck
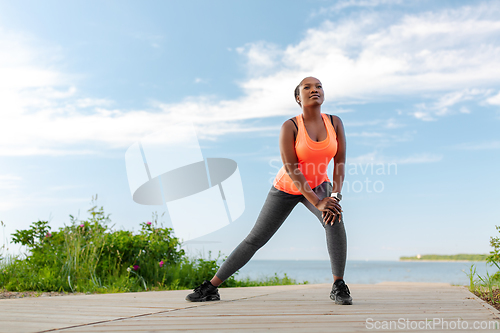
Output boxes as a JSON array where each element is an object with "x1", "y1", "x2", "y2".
[{"x1": 301, "y1": 105, "x2": 322, "y2": 121}]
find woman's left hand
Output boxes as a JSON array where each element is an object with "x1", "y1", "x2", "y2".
[{"x1": 322, "y1": 209, "x2": 341, "y2": 225}]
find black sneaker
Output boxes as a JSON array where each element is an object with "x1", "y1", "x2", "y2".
[
  {"x1": 185, "y1": 280, "x2": 220, "y2": 302},
  {"x1": 330, "y1": 279, "x2": 352, "y2": 305}
]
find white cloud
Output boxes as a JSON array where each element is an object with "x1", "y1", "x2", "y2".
[
  {"x1": 395, "y1": 153, "x2": 443, "y2": 164},
  {"x1": 385, "y1": 118, "x2": 405, "y2": 129},
  {"x1": 411, "y1": 89, "x2": 491, "y2": 121},
  {"x1": 454, "y1": 141, "x2": 500, "y2": 150},
  {"x1": 1, "y1": 2, "x2": 500, "y2": 156},
  {"x1": 349, "y1": 152, "x2": 443, "y2": 164},
  {"x1": 0, "y1": 174, "x2": 23, "y2": 190},
  {"x1": 311, "y1": 0, "x2": 403, "y2": 16},
  {"x1": 132, "y1": 33, "x2": 164, "y2": 49},
  {"x1": 348, "y1": 132, "x2": 385, "y2": 138},
  {"x1": 236, "y1": 41, "x2": 283, "y2": 77},
  {"x1": 344, "y1": 118, "x2": 405, "y2": 129},
  {"x1": 486, "y1": 91, "x2": 500, "y2": 105},
  {"x1": 0, "y1": 173, "x2": 86, "y2": 212},
  {"x1": 75, "y1": 98, "x2": 113, "y2": 108},
  {"x1": 0, "y1": 192, "x2": 87, "y2": 212},
  {"x1": 459, "y1": 106, "x2": 470, "y2": 114}
]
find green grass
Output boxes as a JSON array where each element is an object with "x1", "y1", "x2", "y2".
[
  {"x1": 444, "y1": 224, "x2": 500, "y2": 310},
  {"x1": 0, "y1": 199, "x2": 302, "y2": 294},
  {"x1": 466, "y1": 262, "x2": 500, "y2": 308},
  {"x1": 226, "y1": 273, "x2": 306, "y2": 287}
]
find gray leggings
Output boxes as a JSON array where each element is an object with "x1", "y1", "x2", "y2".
[{"x1": 215, "y1": 181, "x2": 347, "y2": 282}]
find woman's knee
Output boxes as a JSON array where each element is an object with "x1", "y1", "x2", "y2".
[
  {"x1": 243, "y1": 235, "x2": 267, "y2": 251},
  {"x1": 323, "y1": 219, "x2": 346, "y2": 234}
]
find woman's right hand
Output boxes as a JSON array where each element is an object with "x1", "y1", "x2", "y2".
[{"x1": 315, "y1": 197, "x2": 342, "y2": 224}]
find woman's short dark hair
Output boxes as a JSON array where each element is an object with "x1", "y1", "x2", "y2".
[{"x1": 294, "y1": 84, "x2": 301, "y2": 107}]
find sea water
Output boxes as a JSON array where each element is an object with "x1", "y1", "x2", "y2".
[{"x1": 235, "y1": 260, "x2": 496, "y2": 285}]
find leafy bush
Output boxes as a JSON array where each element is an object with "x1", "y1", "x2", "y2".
[
  {"x1": 488, "y1": 226, "x2": 500, "y2": 264},
  {"x1": 1, "y1": 200, "x2": 298, "y2": 293},
  {"x1": 2, "y1": 201, "x2": 221, "y2": 292},
  {"x1": 467, "y1": 224, "x2": 500, "y2": 310}
]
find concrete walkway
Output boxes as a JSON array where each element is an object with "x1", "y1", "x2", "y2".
[{"x1": 1, "y1": 282, "x2": 499, "y2": 332}]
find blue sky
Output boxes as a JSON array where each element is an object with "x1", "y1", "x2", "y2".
[{"x1": 1, "y1": 0, "x2": 499, "y2": 261}]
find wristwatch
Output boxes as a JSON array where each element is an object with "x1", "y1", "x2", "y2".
[{"x1": 330, "y1": 192, "x2": 342, "y2": 201}]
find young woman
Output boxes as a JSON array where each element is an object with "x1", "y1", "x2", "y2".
[{"x1": 186, "y1": 77, "x2": 351, "y2": 305}]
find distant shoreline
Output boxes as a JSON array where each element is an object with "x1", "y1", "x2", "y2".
[
  {"x1": 399, "y1": 254, "x2": 488, "y2": 262},
  {"x1": 399, "y1": 259, "x2": 486, "y2": 262}
]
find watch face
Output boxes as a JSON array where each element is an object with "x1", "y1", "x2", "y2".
[{"x1": 331, "y1": 193, "x2": 342, "y2": 200}]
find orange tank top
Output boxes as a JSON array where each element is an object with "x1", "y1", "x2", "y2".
[{"x1": 273, "y1": 113, "x2": 337, "y2": 195}]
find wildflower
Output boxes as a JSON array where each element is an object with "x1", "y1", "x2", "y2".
[
  {"x1": 79, "y1": 224, "x2": 84, "y2": 228},
  {"x1": 133, "y1": 265, "x2": 140, "y2": 271},
  {"x1": 159, "y1": 260, "x2": 164, "y2": 268},
  {"x1": 146, "y1": 221, "x2": 152, "y2": 225},
  {"x1": 45, "y1": 233, "x2": 52, "y2": 238},
  {"x1": 127, "y1": 267, "x2": 131, "y2": 273}
]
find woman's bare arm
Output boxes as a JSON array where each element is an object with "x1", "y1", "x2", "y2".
[
  {"x1": 322, "y1": 115, "x2": 346, "y2": 224},
  {"x1": 331, "y1": 115, "x2": 346, "y2": 193}
]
